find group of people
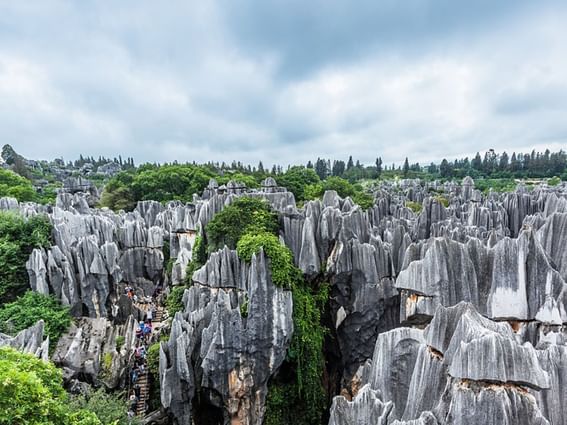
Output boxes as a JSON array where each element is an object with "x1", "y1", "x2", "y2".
[
  {"x1": 126, "y1": 286, "x2": 161, "y2": 420},
  {"x1": 128, "y1": 344, "x2": 149, "y2": 418}
]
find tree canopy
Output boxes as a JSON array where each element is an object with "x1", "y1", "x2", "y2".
[{"x1": 0, "y1": 347, "x2": 102, "y2": 425}]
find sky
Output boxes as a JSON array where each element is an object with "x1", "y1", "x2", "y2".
[{"x1": 1, "y1": 1, "x2": 567, "y2": 167}]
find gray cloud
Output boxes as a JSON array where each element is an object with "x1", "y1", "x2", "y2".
[{"x1": 0, "y1": 0, "x2": 566, "y2": 167}]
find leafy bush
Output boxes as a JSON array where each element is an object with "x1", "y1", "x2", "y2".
[
  {"x1": 146, "y1": 343, "x2": 161, "y2": 379},
  {"x1": 237, "y1": 232, "x2": 300, "y2": 287},
  {"x1": 276, "y1": 166, "x2": 320, "y2": 202},
  {"x1": 70, "y1": 387, "x2": 137, "y2": 425},
  {"x1": 0, "y1": 168, "x2": 37, "y2": 202},
  {"x1": 352, "y1": 192, "x2": 374, "y2": 210},
  {"x1": 206, "y1": 197, "x2": 279, "y2": 252},
  {"x1": 0, "y1": 292, "x2": 71, "y2": 347},
  {"x1": 100, "y1": 164, "x2": 217, "y2": 211},
  {"x1": 405, "y1": 201, "x2": 423, "y2": 213},
  {"x1": 434, "y1": 195, "x2": 449, "y2": 208},
  {"x1": 303, "y1": 177, "x2": 374, "y2": 209},
  {"x1": 0, "y1": 212, "x2": 52, "y2": 303},
  {"x1": 239, "y1": 295, "x2": 249, "y2": 318},
  {"x1": 474, "y1": 178, "x2": 517, "y2": 194},
  {"x1": 217, "y1": 173, "x2": 261, "y2": 188},
  {"x1": 165, "y1": 286, "x2": 186, "y2": 315},
  {"x1": 0, "y1": 347, "x2": 101, "y2": 425},
  {"x1": 115, "y1": 335, "x2": 125, "y2": 351},
  {"x1": 548, "y1": 176, "x2": 561, "y2": 186},
  {"x1": 302, "y1": 183, "x2": 324, "y2": 201}
]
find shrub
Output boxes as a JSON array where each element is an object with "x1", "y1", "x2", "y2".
[
  {"x1": 115, "y1": 335, "x2": 125, "y2": 351},
  {"x1": 0, "y1": 291, "x2": 71, "y2": 347},
  {"x1": 70, "y1": 387, "x2": 137, "y2": 425},
  {"x1": 236, "y1": 232, "x2": 300, "y2": 287},
  {"x1": 146, "y1": 343, "x2": 160, "y2": 378},
  {"x1": 0, "y1": 212, "x2": 52, "y2": 303},
  {"x1": 206, "y1": 197, "x2": 279, "y2": 252},
  {"x1": 239, "y1": 296, "x2": 249, "y2": 318},
  {"x1": 165, "y1": 286, "x2": 186, "y2": 315},
  {"x1": 100, "y1": 164, "x2": 217, "y2": 211},
  {"x1": 0, "y1": 168, "x2": 37, "y2": 202},
  {"x1": 548, "y1": 176, "x2": 561, "y2": 186},
  {"x1": 352, "y1": 192, "x2": 374, "y2": 210},
  {"x1": 434, "y1": 195, "x2": 449, "y2": 208},
  {"x1": 0, "y1": 347, "x2": 101, "y2": 425},
  {"x1": 276, "y1": 166, "x2": 320, "y2": 202},
  {"x1": 405, "y1": 201, "x2": 423, "y2": 213}
]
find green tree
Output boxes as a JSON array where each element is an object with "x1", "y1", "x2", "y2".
[
  {"x1": 403, "y1": 157, "x2": 410, "y2": 177},
  {"x1": 276, "y1": 166, "x2": 320, "y2": 202},
  {"x1": 0, "y1": 347, "x2": 102, "y2": 425},
  {"x1": 375, "y1": 157, "x2": 383, "y2": 178},
  {"x1": 206, "y1": 197, "x2": 279, "y2": 252},
  {"x1": 0, "y1": 168, "x2": 37, "y2": 202}
]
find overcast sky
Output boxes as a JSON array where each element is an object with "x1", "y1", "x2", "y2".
[{"x1": 1, "y1": 1, "x2": 566, "y2": 167}]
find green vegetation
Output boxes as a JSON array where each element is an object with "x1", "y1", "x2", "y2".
[
  {"x1": 230, "y1": 205, "x2": 328, "y2": 424},
  {"x1": 100, "y1": 164, "x2": 219, "y2": 211},
  {"x1": 548, "y1": 176, "x2": 561, "y2": 186},
  {"x1": 276, "y1": 166, "x2": 320, "y2": 201},
  {"x1": 0, "y1": 168, "x2": 37, "y2": 202},
  {"x1": 434, "y1": 195, "x2": 449, "y2": 208},
  {"x1": 165, "y1": 286, "x2": 186, "y2": 315},
  {"x1": 206, "y1": 197, "x2": 279, "y2": 252},
  {"x1": 239, "y1": 295, "x2": 249, "y2": 318},
  {"x1": 237, "y1": 232, "x2": 300, "y2": 287},
  {"x1": 265, "y1": 280, "x2": 329, "y2": 425},
  {"x1": 0, "y1": 212, "x2": 52, "y2": 304},
  {"x1": 405, "y1": 201, "x2": 423, "y2": 213},
  {"x1": 0, "y1": 347, "x2": 102, "y2": 425},
  {"x1": 146, "y1": 343, "x2": 160, "y2": 379},
  {"x1": 185, "y1": 234, "x2": 206, "y2": 281},
  {"x1": 303, "y1": 176, "x2": 374, "y2": 209},
  {"x1": 0, "y1": 292, "x2": 71, "y2": 347},
  {"x1": 115, "y1": 335, "x2": 125, "y2": 351},
  {"x1": 474, "y1": 178, "x2": 517, "y2": 194},
  {"x1": 70, "y1": 387, "x2": 139, "y2": 425}
]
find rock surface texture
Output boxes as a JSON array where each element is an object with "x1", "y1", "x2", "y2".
[{"x1": 2, "y1": 176, "x2": 567, "y2": 424}]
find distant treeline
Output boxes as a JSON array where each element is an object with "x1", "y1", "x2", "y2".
[{"x1": 168, "y1": 149, "x2": 567, "y2": 181}]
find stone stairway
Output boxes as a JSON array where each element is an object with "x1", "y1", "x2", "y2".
[
  {"x1": 135, "y1": 369, "x2": 150, "y2": 416},
  {"x1": 131, "y1": 303, "x2": 166, "y2": 417}
]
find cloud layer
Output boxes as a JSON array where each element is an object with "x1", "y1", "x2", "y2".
[{"x1": 1, "y1": 1, "x2": 566, "y2": 166}]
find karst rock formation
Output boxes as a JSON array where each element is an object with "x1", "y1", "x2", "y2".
[{"x1": 2, "y1": 175, "x2": 567, "y2": 424}]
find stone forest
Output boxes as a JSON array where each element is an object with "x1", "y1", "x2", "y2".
[{"x1": 1, "y1": 147, "x2": 567, "y2": 424}]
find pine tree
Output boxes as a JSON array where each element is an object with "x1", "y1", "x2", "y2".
[
  {"x1": 347, "y1": 156, "x2": 354, "y2": 170},
  {"x1": 439, "y1": 159, "x2": 452, "y2": 178},
  {"x1": 375, "y1": 157, "x2": 383, "y2": 178},
  {"x1": 499, "y1": 152, "x2": 509, "y2": 171},
  {"x1": 471, "y1": 152, "x2": 482, "y2": 170},
  {"x1": 315, "y1": 158, "x2": 328, "y2": 179},
  {"x1": 402, "y1": 157, "x2": 410, "y2": 177}
]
